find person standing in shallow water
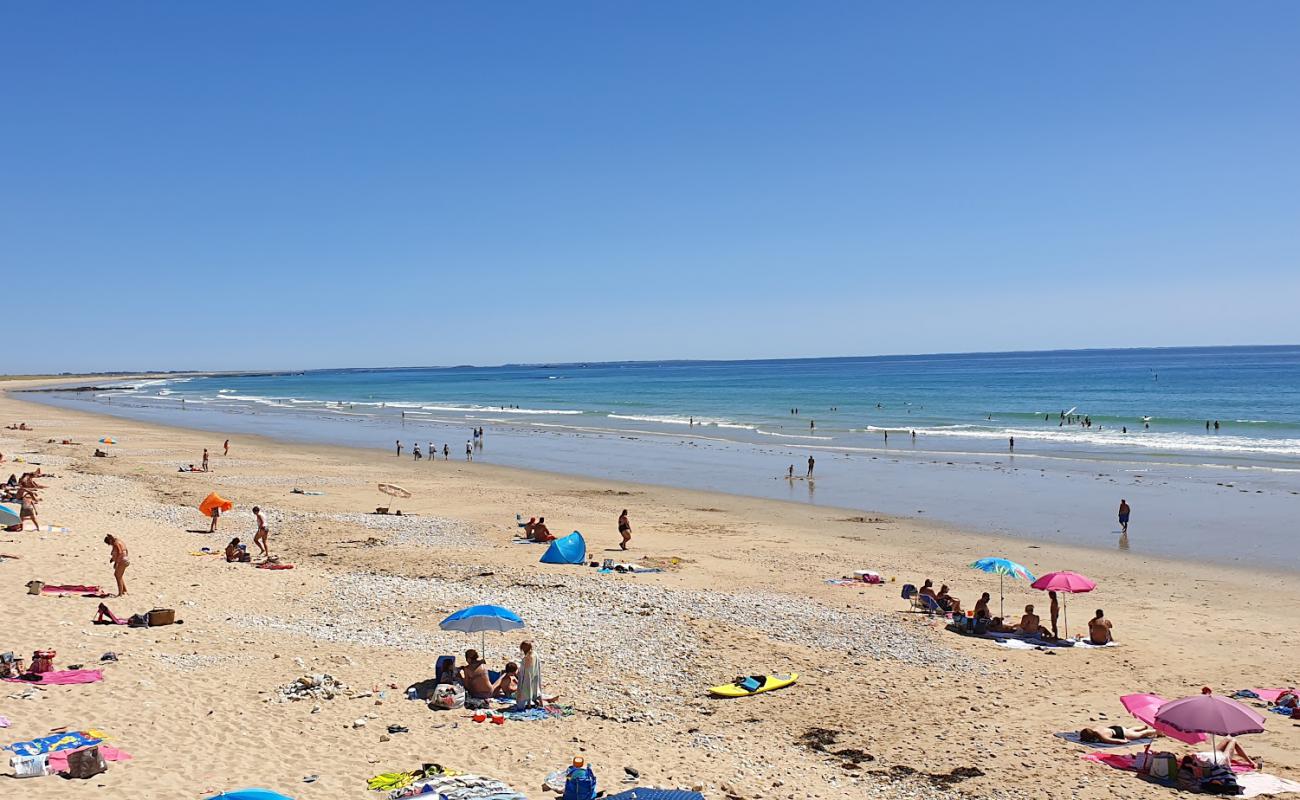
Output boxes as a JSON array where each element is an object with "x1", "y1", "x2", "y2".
[
  {"x1": 1117, "y1": 498, "x2": 1131, "y2": 534},
  {"x1": 806, "y1": 455, "x2": 815, "y2": 478}
]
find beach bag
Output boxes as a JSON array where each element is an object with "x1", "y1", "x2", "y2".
[
  {"x1": 65, "y1": 746, "x2": 107, "y2": 779},
  {"x1": 429, "y1": 685, "x2": 464, "y2": 710},
  {"x1": 127, "y1": 614, "x2": 150, "y2": 628},
  {"x1": 10, "y1": 753, "x2": 49, "y2": 778},
  {"x1": 563, "y1": 765, "x2": 596, "y2": 800},
  {"x1": 1148, "y1": 752, "x2": 1177, "y2": 779}
]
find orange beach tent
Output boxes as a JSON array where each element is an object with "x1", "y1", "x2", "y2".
[{"x1": 199, "y1": 492, "x2": 233, "y2": 518}]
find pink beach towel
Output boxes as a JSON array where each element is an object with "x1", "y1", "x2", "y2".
[
  {"x1": 47, "y1": 744, "x2": 132, "y2": 772},
  {"x1": 41, "y1": 584, "x2": 107, "y2": 596},
  {"x1": 1083, "y1": 751, "x2": 1254, "y2": 774},
  {"x1": 1250, "y1": 688, "x2": 1291, "y2": 703},
  {"x1": 3, "y1": 669, "x2": 104, "y2": 685}
]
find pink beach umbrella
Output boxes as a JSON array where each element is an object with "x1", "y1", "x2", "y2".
[
  {"x1": 1155, "y1": 691, "x2": 1266, "y2": 737},
  {"x1": 1120, "y1": 693, "x2": 1206, "y2": 745},
  {"x1": 1030, "y1": 571, "x2": 1096, "y2": 640}
]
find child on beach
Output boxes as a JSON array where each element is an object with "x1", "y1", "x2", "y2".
[{"x1": 493, "y1": 662, "x2": 519, "y2": 698}]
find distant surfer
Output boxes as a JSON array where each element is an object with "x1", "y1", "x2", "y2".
[{"x1": 1118, "y1": 499, "x2": 1131, "y2": 534}]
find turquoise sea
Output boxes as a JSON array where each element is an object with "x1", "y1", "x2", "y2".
[{"x1": 27, "y1": 345, "x2": 1300, "y2": 569}]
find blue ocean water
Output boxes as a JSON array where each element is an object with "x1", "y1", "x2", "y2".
[
  {"x1": 26, "y1": 345, "x2": 1300, "y2": 569},
  {"x1": 78, "y1": 345, "x2": 1300, "y2": 465}
]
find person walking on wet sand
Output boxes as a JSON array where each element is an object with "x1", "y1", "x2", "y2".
[
  {"x1": 618, "y1": 509, "x2": 632, "y2": 550},
  {"x1": 413, "y1": 442, "x2": 422, "y2": 461},
  {"x1": 443, "y1": 443, "x2": 449, "y2": 461},
  {"x1": 223, "y1": 439, "x2": 229, "y2": 456},
  {"x1": 395, "y1": 440, "x2": 402, "y2": 457},
  {"x1": 1009, "y1": 436, "x2": 1014, "y2": 452},
  {"x1": 806, "y1": 455, "x2": 815, "y2": 478},
  {"x1": 1117, "y1": 498, "x2": 1131, "y2": 534},
  {"x1": 105, "y1": 534, "x2": 129, "y2": 596},
  {"x1": 465, "y1": 441, "x2": 473, "y2": 461}
]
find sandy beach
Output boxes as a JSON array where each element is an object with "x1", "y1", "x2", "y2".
[{"x1": 3, "y1": 380, "x2": 1300, "y2": 800}]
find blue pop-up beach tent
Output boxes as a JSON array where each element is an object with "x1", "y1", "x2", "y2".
[{"x1": 540, "y1": 531, "x2": 586, "y2": 565}]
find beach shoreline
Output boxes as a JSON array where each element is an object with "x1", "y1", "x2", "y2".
[
  {"x1": 21, "y1": 377, "x2": 1300, "y2": 572},
  {"x1": 3, "y1": 381, "x2": 1300, "y2": 799}
]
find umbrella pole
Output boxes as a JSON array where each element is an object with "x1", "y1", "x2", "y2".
[{"x1": 999, "y1": 574, "x2": 1004, "y2": 620}]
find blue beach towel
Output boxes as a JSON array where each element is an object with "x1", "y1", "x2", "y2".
[{"x1": 4, "y1": 729, "x2": 104, "y2": 756}]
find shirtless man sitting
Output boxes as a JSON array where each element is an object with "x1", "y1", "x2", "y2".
[
  {"x1": 1088, "y1": 609, "x2": 1113, "y2": 645},
  {"x1": 458, "y1": 649, "x2": 494, "y2": 700},
  {"x1": 1016, "y1": 604, "x2": 1043, "y2": 636},
  {"x1": 918, "y1": 579, "x2": 937, "y2": 599},
  {"x1": 973, "y1": 592, "x2": 992, "y2": 620},
  {"x1": 531, "y1": 518, "x2": 555, "y2": 543}
]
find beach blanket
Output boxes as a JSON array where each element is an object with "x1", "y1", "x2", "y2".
[
  {"x1": 48, "y1": 744, "x2": 132, "y2": 772},
  {"x1": 400, "y1": 773, "x2": 526, "y2": 800},
  {"x1": 824, "y1": 578, "x2": 881, "y2": 586},
  {"x1": 1242, "y1": 688, "x2": 1290, "y2": 703},
  {"x1": 4, "y1": 729, "x2": 106, "y2": 756},
  {"x1": 1081, "y1": 753, "x2": 1296, "y2": 798},
  {"x1": 41, "y1": 584, "x2": 108, "y2": 597},
  {"x1": 607, "y1": 791, "x2": 705, "y2": 800},
  {"x1": 39, "y1": 525, "x2": 72, "y2": 533},
  {"x1": 1054, "y1": 731, "x2": 1153, "y2": 749},
  {"x1": 502, "y1": 704, "x2": 573, "y2": 722},
  {"x1": 4, "y1": 669, "x2": 104, "y2": 685}
]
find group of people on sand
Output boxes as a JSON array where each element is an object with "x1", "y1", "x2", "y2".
[
  {"x1": 4, "y1": 471, "x2": 47, "y2": 531},
  {"x1": 922, "y1": 578, "x2": 1115, "y2": 644},
  {"x1": 221, "y1": 507, "x2": 270, "y2": 561},
  {"x1": 518, "y1": 510, "x2": 633, "y2": 549},
  {"x1": 519, "y1": 516, "x2": 555, "y2": 542},
  {"x1": 4, "y1": 422, "x2": 31, "y2": 431},
  {"x1": 436, "y1": 642, "x2": 542, "y2": 710}
]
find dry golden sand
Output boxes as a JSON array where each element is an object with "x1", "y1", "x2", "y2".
[{"x1": 2, "y1": 382, "x2": 1299, "y2": 800}]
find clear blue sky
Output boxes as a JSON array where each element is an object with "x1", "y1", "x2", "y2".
[{"x1": 4, "y1": 2, "x2": 1298, "y2": 372}]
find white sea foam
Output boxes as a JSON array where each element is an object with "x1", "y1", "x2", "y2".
[
  {"x1": 754, "y1": 429, "x2": 834, "y2": 441},
  {"x1": 915, "y1": 425, "x2": 1300, "y2": 458},
  {"x1": 607, "y1": 413, "x2": 756, "y2": 430}
]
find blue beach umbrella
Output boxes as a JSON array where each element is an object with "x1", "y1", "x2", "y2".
[
  {"x1": 206, "y1": 790, "x2": 295, "y2": 800},
  {"x1": 0, "y1": 504, "x2": 19, "y2": 528},
  {"x1": 969, "y1": 558, "x2": 1036, "y2": 619},
  {"x1": 439, "y1": 604, "x2": 525, "y2": 656}
]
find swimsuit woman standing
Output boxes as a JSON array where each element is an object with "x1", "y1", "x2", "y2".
[{"x1": 618, "y1": 509, "x2": 632, "y2": 550}]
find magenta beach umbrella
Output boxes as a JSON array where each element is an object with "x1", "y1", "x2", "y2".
[
  {"x1": 1155, "y1": 692, "x2": 1266, "y2": 737},
  {"x1": 1030, "y1": 571, "x2": 1096, "y2": 640},
  {"x1": 1120, "y1": 693, "x2": 1206, "y2": 745}
]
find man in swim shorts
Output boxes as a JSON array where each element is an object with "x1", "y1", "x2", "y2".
[
  {"x1": 1118, "y1": 499, "x2": 1130, "y2": 534},
  {"x1": 1088, "y1": 609, "x2": 1113, "y2": 645},
  {"x1": 458, "y1": 649, "x2": 494, "y2": 701}
]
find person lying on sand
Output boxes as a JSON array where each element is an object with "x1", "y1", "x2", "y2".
[
  {"x1": 493, "y1": 662, "x2": 519, "y2": 698},
  {"x1": 1016, "y1": 604, "x2": 1043, "y2": 636},
  {"x1": 225, "y1": 538, "x2": 251, "y2": 563},
  {"x1": 1088, "y1": 609, "x2": 1113, "y2": 645},
  {"x1": 458, "y1": 649, "x2": 494, "y2": 699},
  {"x1": 973, "y1": 592, "x2": 992, "y2": 620},
  {"x1": 1190, "y1": 736, "x2": 1260, "y2": 769},
  {"x1": 987, "y1": 617, "x2": 1016, "y2": 633},
  {"x1": 1079, "y1": 724, "x2": 1156, "y2": 744},
  {"x1": 19, "y1": 473, "x2": 45, "y2": 490},
  {"x1": 935, "y1": 584, "x2": 962, "y2": 614}
]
